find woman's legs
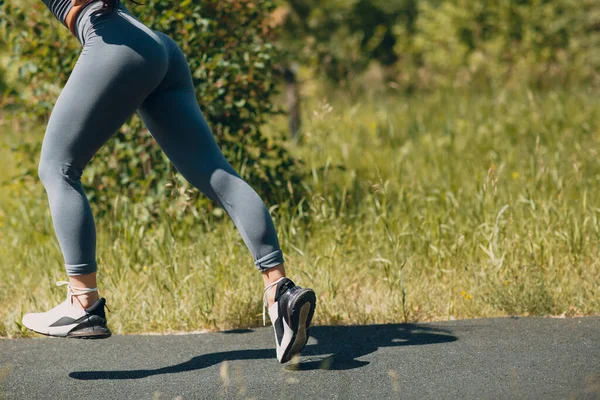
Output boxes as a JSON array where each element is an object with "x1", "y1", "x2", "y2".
[
  {"x1": 39, "y1": 6, "x2": 286, "y2": 308},
  {"x1": 138, "y1": 34, "x2": 286, "y2": 283},
  {"x1": 25, "y1": 4, "x2": 315, "y2": 348},
  {"x1": 138, "y1": 33, "x2": 288, "y2": 303},
  {"x1": 38, "y1": 7, "x2": 168, "y2": 307}
]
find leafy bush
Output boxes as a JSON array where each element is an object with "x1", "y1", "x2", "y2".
[
  {"x1": 399, "y1": 0, "x2": 600, "y2": 89},
  {"x1": 279, "y1": 0, "x2": 599, "y2": 89},
  {"x1": 280, "y1": 0, "x2": 417, "y2": 83},
  {"x1": 0, "y1": 0, "x2": 304, "y2": 221}
]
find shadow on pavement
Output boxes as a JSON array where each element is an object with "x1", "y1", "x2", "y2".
[
  {"x1": 290, "y1": 323, "x2": 456, "y2": 371},
  {"x1": 69, "y1": 323, "x2": 456, "y2": 380}
]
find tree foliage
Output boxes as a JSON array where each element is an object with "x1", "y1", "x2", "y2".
[
  {"x1": 400, "y1": 0, "x2": 600, "y2": 89},
  {"x1": 0, "y1": 0, "x2": 304, "y2": 221},
  {"x1": 280, "y1": 0, "x2": 417, "y2": 82},
  {"x1": 281, "y1": 0, "x2": 599, "y2": 89}
]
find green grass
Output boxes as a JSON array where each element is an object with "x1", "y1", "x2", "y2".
[{"x1": 1, "y1": 87, "x2": 599, "y2": 338}]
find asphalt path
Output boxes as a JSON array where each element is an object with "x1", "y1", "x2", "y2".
[{"x1": 1, "y1": 317, "x2": 599, "y2": 399}]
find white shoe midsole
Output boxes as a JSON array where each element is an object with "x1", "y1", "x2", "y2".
[
  {"x1": 277, "y1": 318, "x2": 295, "y2": 360},
  {"x1": 48, "y1": 324, "x2": 80, "y2": 337},
  {"x1": 24, "y1": 321, "x2": 79, "y2": 337}
]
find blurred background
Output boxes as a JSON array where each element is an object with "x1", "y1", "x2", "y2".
[{"x1": 0, "y1": 0, "x2": 598, "y2": 337}]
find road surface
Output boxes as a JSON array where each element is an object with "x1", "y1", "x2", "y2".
[{"x1": 1, "y1": 317, "x2": 599, "y2": 399}]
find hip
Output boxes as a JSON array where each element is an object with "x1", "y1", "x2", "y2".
[
  {"x1": 66, "y1": 0, "x2": 119, "y2": 38},
  {"x1": 70, "y1": 0, "x2": 146, "y2": 47}
]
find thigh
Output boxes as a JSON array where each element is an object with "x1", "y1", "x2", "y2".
[
  {"x1": 41, "y1": 29, "x2": 166, "y2": 170},
  {"x1": 139, "y1": 87, "x2": 235, "y2": 188},
  {"x1": 138, "y1": 40, "x2": 236, "y2": 184}
]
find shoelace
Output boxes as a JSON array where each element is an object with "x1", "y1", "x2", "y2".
[
  {"x1": 57, "y1": 281, "x2": 112, "y2": 313},
  {"x1": 263, "y1": 277, "x2": 286, "y2": 326},
  {"x1": 56, "y1": 281, "x2": 99, "y2": 306}
]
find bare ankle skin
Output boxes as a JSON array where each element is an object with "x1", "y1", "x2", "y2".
[
  {"x1": 69, "y1": 272, "x2": 100, "y2": 309},
  {"x1": 262, "y1": 264, "x2": 286, "y2": 307}
]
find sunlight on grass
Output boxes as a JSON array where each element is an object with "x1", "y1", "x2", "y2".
[{"x1": 1, "y1": 88, "x2": 599, "y2": 338}]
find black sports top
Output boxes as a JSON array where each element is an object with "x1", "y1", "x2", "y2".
[
  {"x1": 41, "y1": 0, "x2": 120, "y2": 25},
  {"x1": 41, "y1": 0, "x2": 74, "y2": 25}
]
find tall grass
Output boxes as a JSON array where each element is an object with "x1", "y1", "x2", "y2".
[{"x1": 1, "y1": 88, "x2": 599, "y2": 338}]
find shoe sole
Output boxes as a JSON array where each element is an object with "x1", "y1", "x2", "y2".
[
  {"x1": 280, "y1": 289, "x2": 316, "y2": 363},
  {"x1": 67, "y1": 325, "x2": 112, "y2": 339},
  {"x1": 27, "y1": 316, "x2": 112, "y2": 339},
  {"x1": 29, "y1": 328, "x2": 112, "y2": 339}
]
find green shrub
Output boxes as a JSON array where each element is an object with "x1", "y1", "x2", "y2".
[
  {"x1": 0, "y1": 0, "x2": 304, "y2": 221},
  {"x1": 279, "y1": 0, "x2": 598, "y2": 89},
  {"x1": 399, "y1": 0, "x2": 600, "y2": 89},
  {"x1": 281, "y1": 0, "x2": 417, "y2": 83}
]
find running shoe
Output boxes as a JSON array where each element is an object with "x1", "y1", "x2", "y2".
[
  {"x1": 264, "y1": 278, "x2": 316, "y2": 363},
  {"x1": 22, "y1": 282, "x2": 111, "y2": 339}
]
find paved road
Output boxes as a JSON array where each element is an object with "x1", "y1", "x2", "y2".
[{"x1": 1, "y1": 317, "x2": 599, "y2": 399}]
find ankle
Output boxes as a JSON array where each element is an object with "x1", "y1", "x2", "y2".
[
  {"x1": 71, "y1": 292, "x2": 100, "y2": 310},
  {"x1": 264, "y1": 276, "x2": 288, "y2": 308},
  {"x1": 265, "y1": 286, "x2": 277, "y2": 307},
  {"x1": 262, "y1": 264, "x2": 287, "y2": 307}
]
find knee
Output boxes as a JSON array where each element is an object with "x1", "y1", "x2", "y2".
[
  {"x1": 38, "y1": 158, "x2": 83, "y2": 188},
  {"x1": 38, "y1": 158, "x2": 55, "y2": 187}
]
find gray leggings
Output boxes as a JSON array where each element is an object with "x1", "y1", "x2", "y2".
[{"x1": 39, "y1": 2, "x2": 284, "y2": 276}]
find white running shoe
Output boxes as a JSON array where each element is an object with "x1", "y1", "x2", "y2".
[
  {"x1": 264, "y1": 278, "x2": 316, "y2": 363},
  {"x1": 22, "y1": 282, "x2": 111, "y2": 339}
]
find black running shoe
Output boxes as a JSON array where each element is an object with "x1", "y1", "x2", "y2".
[
  {"x1": 264, "y1": 278, "x2": 316, "y2": 363},
  {"x1": 22, "y1": 282, "x2": 112, "y2": 339}
]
